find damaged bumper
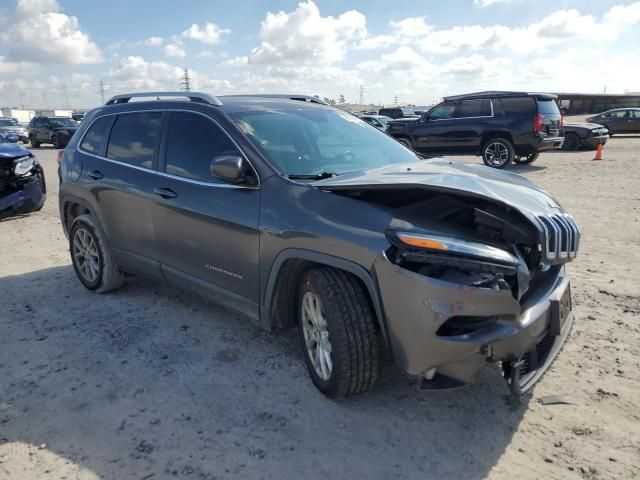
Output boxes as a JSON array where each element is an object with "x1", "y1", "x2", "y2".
[
  {"x1": 374, "y1": 254, "x2": 573, "y2": 394},
  {"x1": 0, "y1": 168, "x2": 46, "y2": 219}
]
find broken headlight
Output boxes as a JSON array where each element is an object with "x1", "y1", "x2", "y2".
[{"x1": 13, "y1": 156, "x2": 37, "y2": 176}]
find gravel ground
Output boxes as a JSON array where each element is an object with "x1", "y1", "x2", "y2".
[{"x1": 1, "y1": 135, "x2": 639, "y2": 480}]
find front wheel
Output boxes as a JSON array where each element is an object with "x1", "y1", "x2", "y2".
[
  {"x1": 513, "y1": 152, "x2": 540, "y2": 164},
  {"x1": 52, "y1": 136, "x2": 61, "y2": 149},
  {"x1": 561, "y1": 133, "x2": 580, "y2": 151},
  {"x1": 30, "y1": 136, "x2": 40, "y2": 148},
  {"x1": 482, "y1": 138, "x2": 514, "y2": 168},
  {"x1": 298, "y1": 268, "x2": 379, "y2": 398}
]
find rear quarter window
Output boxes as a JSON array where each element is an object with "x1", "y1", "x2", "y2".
[
  {"x1": 499, "y1": 97, "x2": 535, "y2": 115},
  {"x1": 80, "y1": 116, "x2": 113, "y2": 154}
]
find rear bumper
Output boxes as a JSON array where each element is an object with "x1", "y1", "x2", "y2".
[
  {"x1": 536, "y1": 136, "x2": 565, "y2": 151},
  {"x1": 373, "y1": 254, "x2": 572, "y2": 393}
]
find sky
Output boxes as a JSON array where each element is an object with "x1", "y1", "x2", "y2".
[{"x1": 0, "y1": 0, "x2": 639, "y2": 109}]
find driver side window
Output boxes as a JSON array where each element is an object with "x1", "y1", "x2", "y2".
[
  {"x1": 165, "y1": 112, "x2": 242, "y2": 183},
  {"x1": 428, "y1": 103, "x2": 457, "y2": 121}
]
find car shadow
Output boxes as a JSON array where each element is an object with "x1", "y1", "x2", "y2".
[
  {"x1": 0, "y1": 265, "x2": 529, "y2": 479},
  {"x1": 509, "y1": 163, "x2": 546, "y2": 173}
]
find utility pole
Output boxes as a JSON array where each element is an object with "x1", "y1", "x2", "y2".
[
  {"x1": 394, "y1": 95, "x2": 398, "y2": 105},
  {"x1": 99, "y1": 80, "x2": 106, "y2": 104},
  {"x1": 359, "y1": 84, "x2": 364, "y2": 105},
  {"x1": 61, "y1": 85, "x2": 71, "y2": 109},
  {"x1": 19, "y1": 91, "x2": 25, "y2": 109},
  {"x1": 180, "y1": 68, "x2": 191, "y2": 92}
]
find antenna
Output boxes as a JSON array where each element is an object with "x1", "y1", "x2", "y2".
[{"x1": 180, "y1": 68, "x2": 191, "y2": 92}]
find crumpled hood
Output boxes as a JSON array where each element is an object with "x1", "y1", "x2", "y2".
[
  {"x1": 312, "y1": 158, "x2": 564, "y2": 217},
  {"x1": 0, "y1": 143, "x2": 31, "y2": 159}
]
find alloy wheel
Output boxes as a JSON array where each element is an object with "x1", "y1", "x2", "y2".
[
  {"x1": 301, "y1": 291, "x2": 333, "y2": 381},
  {"x1": 484, "y1": 142, "x2": 509, "y2": 167},
  {"x1": 72, "y1": 228, "x2": 100, "y2": 283}
]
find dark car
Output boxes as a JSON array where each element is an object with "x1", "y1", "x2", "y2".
[
  {"x1": 28, "y1": 116, "x2": 79, "y2": 148},
  {"x1": 586, "y1": 108, "x2": 640, "y2": 135},
  {"x1": 561, "y1": 123, "x2": 608, "y2": 150},
  {"x1": 358, "y1": 114, "x2": 393, "y2": 131},
  {"x1": 378, "y1": 107, "x2": 420, "y2": 119},
  {"x1": 386, "y1": 91, "x2": 565, "y2": 168},
  {"x1": 59, "y1": 91, "x2": 580, "y2": 398},
  {"x1": 0, "y1": 136, "x2": 46, "y2": 219},
  {"x1": 0, "y1": 118, "x2": 29, "y2": 143}
]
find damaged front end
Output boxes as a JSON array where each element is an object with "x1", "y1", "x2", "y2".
[
  {"x1": 325, "y1": 177, "x2": 580, "y2": 394},
  {"x1": 0, "y1": 150, "x2": 46, "y2": 220}
]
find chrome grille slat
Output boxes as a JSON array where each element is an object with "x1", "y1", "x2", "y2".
[{"x1": 537, "y1": 213, "x2": 580, "y2": 264}]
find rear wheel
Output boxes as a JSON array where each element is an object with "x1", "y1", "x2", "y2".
[
  {"x1": 561, "y1": 133, "x2": 580, "y2": 151},
  {"x1": 482, "y1": 138, "x2": 514, "y2": 169},
  {"x1": 69, "y1": 214, "x2": 125, "y2": 293},
  {"x1": 513, "y1": 152, "x2": 540, "y2": 164},
  {"x1": 298, "y1": 268, "x2": 379, "y2": 398}
]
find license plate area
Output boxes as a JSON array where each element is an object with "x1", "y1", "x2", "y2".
[{"x1": 549, "y1": 283, "x2": 571, "y2": 336}]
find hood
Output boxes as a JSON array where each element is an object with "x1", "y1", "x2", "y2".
[
  {"x1": 0, "y1": 142, "x2": 31, "y2": 159},
  {"x1": 564, "y1": 122, "x2": 606, "y2": 130},
  {"x1": 312, "y1": 159, "x2": 563, "y2": 218},
  {"x1": 0, "y1": 125, "x2": 26, "y2": 132}
]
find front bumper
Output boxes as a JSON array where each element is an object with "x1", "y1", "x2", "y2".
[
  {"x1": 581, "y1": 136, "x2": 608, "y2": 148},
  {"x1": 373, "y1": 254, "x2": 573, "y2": 393},
  {"x1": 0, "y1": 170, "x2": 46, "y2": 219}
]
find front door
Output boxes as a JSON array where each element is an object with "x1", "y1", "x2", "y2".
[
  {"x1": 411, "y1": 102, "x2": 459, "y2": 153},
  {"x1": 150, "y1": 111, "x2": 261, "y2": 305}
]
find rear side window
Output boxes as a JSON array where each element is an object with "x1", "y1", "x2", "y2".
[
  {"x1": 499, "y1": 97, "x2": 535, "y2": 114},
  {"x1": 457, "y1": 99, "x2": 491, "y2": 118},
  {"x1": 536, "y1": 99, "x2": 560, "y2": 115},
  {"x1": 80, "y1": 116, "x2": 112, "y2": 154},
  {"x1": 106, "y1": 112, "x2": 162, "y2": 168},
  {"x1": 164, "y1": 112, "x2": 241, "y2": 183}
]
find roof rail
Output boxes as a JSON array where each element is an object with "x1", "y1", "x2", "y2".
[
  {"x1": 221, "y1": 94, "x2": 328, "y2": 105},
  {"x1": 105, "y1": 91, "x2": 223, "y2": 106}
]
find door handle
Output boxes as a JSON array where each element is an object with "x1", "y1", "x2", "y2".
[
  {"x1": 86, "y1": 170, "x2": 104, "y2": 180},
  {"x1": 153, "y1": 187, "x2": 178, "y2": 199}
]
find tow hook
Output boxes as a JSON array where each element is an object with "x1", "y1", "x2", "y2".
[{"x1": 502, "y1": 359, "x2": 526, "y2": 396}]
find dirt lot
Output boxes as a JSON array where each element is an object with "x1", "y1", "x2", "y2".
[{"x1": 1, "y1": 137, "x2": 639, "y2": 480}]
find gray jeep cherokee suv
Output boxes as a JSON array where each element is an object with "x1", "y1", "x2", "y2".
[{"x1": 59, "y1": 92, "x2": 580, "y2": 398}]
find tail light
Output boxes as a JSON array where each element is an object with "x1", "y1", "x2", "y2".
[
  {"x1": 57, "y1": 150, "x2": 63, "y2": 164},
  {"x1": 560, "y1": 114, "x2": 564, "y2": 130},
  {"x1": 586, "y1": 117, "x2": 593, "y2": 123},
  {"x1": 533, "y1": 114, "x2": 543, "y2": 132}
]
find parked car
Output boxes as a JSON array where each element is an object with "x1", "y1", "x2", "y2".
[
  {"x1": 386, "y1": 91, "x2": 565, "y2": 168},
  {"x1": 585, "y1": 108, "x2": 640, "y2": 135},
  {"x1": 378, "y1": 107, "x2": 420, "y2": 119},
  {"x1": 561, "y1": 122, "x2": 608, "y2": 150},
  {"x1": 28, "y1": 116, "x2": 79, "y2": 148},
  {"x1": 0, "y1": 135, "x2": 46, "y2": 219},
  {"x1": 0, "y1": 117, "x2": 29, "y2": 143},
  {"x1": 59, "y1": 91, "x2": 580, "y2": 398},
  {"x1": 358, "y1": 114, "x2": 393, "y2": 131},
  {"x1": 0, "y1": 131, "x2": 19, "y2": 143}
]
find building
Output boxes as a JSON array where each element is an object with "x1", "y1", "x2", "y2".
[
  {"x1": 1, "y1": 108, "x2": 36, "y2": 124},
  {"x1": 555, "y1": 93, "x2": 640, "y2": 114}
]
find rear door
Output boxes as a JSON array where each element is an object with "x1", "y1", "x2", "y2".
[
  {"x1": 448, "y1": 98, "x2": 493, "y2": 150},
  {"x1": 151, "y1": 110, "x2": 261, "y2": 304},
  {"x1": 410, "y1": 102, "x2": 458, "y2": 153},
  {"x1": 535, "y1": 97, "x2": 562, "y2": 138},
  {"x1": 629, "y1": 110, "x2": 640, "y2": 132},
  {"x1": 79, "y1": 111, "x2": 162, "y2": 276}
]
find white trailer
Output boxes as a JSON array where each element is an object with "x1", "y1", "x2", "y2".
[
  {"x1": 35, "y1": 109, "x2": 74, "y2": 118},
  {"x1": 1, "y1": 108, "x2": 36, "y2": 124}
]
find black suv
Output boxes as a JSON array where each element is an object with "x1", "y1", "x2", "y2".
[
  {"x1": 59, "y1": 92, "x2": 580, "y2": 398},
  {"x1": 28, "y1": 116, "x2": 79, "y2": 148},
  {"x1": 378, "y1": 107, "x2": 420, "y2": 119},
  {"x1": 386, "y1": 91, "x2": 565, "y2": 168}
]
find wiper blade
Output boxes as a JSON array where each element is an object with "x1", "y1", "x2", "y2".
[{"x1": 288, "y1": 172, "x2": 337, "y2": 180}]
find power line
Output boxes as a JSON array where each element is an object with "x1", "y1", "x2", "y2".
[{"x1": 180, "y1": 68, "x2": 191, "y2": 92}]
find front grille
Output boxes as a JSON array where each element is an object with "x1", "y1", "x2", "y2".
[
  {"x1": 0, "y1": 165, "x2": 12, "y2": 193},
  {"x1": 537, "y1": 213, "x2": 580, "y2": 263}
]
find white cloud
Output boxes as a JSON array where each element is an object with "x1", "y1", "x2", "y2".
[
  {"x1": 164, "y1": 42, "x2": 186, "y2": 58},
  {"x1": 1, "y1": 0, "x2": 102, "y2": 64},
  {"x1": 474, "y1": 0, "x2": 512, "y2": 7},
  {"x1": 223, "y1": 56, "x2": 248, "y2": 66},
  {"x1": 144, "y1": 36, "x2": 163, "y2": 46},
  {"x1": 108, "y1": 56, "x2": 184, "y2": 90},
  {"x1": 249, "y1": 1, "x2": 367, "y2": 66},
  {"x1": 0, "y1": 56, "x2": 39, "y2": 75},
  {"x1": 182, "y1": 22, "x2": 230, "y2": 44}
]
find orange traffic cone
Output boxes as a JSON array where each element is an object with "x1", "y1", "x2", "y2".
[{"x1": 593, "y1": 143, "x2": 604, "y2": 161}]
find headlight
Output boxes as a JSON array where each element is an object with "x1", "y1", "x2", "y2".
[
  {"x1": 388, "y1": 230, "x2": 519, "y2": 266},
  {"x1": 13, "y1": 156, "x2": 37, "y2": 176}
]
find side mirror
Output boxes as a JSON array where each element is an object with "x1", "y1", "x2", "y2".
[
  {"x1": 420, "y1": 114, "x2": 429, "y2": 122},
  {"x1": 210, "y1": 155, "x2": 253, "y2": 185}
]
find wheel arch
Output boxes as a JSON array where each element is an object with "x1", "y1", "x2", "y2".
[
  {"x1": 60, "y1": 194, "x2": 102, "y2": 239},
  {"x1": 262, "y1": 249, "x2": 389, "y2": 344},
  {"x1": 481, "y1": 131, "x2": 514, "y2": 149}
]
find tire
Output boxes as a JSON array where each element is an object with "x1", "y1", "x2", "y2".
[
  {"x1": 52, "y1": 136, "x2": 61, "y2": 149},
  {"x1": 397, "y1": 138, "x2": 413, "y2": 150},
  {"x1": 482, "y1": 137, "x2": 514, "y2": 169},
  {"x1": 69, "y1": 214, "x2": 125, "y2": 293},
  {"x1": 30, "y1": 136, "x2": 40, "y2": 148},
  {"x1": 513, "y1": 152, "x2": 540, "y2": 164},
  {"x1": 298, "y1": 268, "x2": 379, "y2": 398},
  {"x1": 561, "y1": 133, "x2": 580, "y2": 151}
]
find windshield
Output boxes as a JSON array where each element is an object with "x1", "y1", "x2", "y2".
[
  {"x1": 401, "y1": 108, "x2": 415, "y2": 115},
  {"x1": 231, "y1": 108, "x2": 418, "y2": 177},
  {"x1": 50, "y1": 118, "x2": 78, "y2": 128},
  {"x1": 377, "y1": 116, "x2": 392, "y2": 125},
  {"x1": 0, "y1": 119, "x2": 18, "y2": 127},
  {"x1": 536, "y1": 99, "x2": 560, "y2": 115}
]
